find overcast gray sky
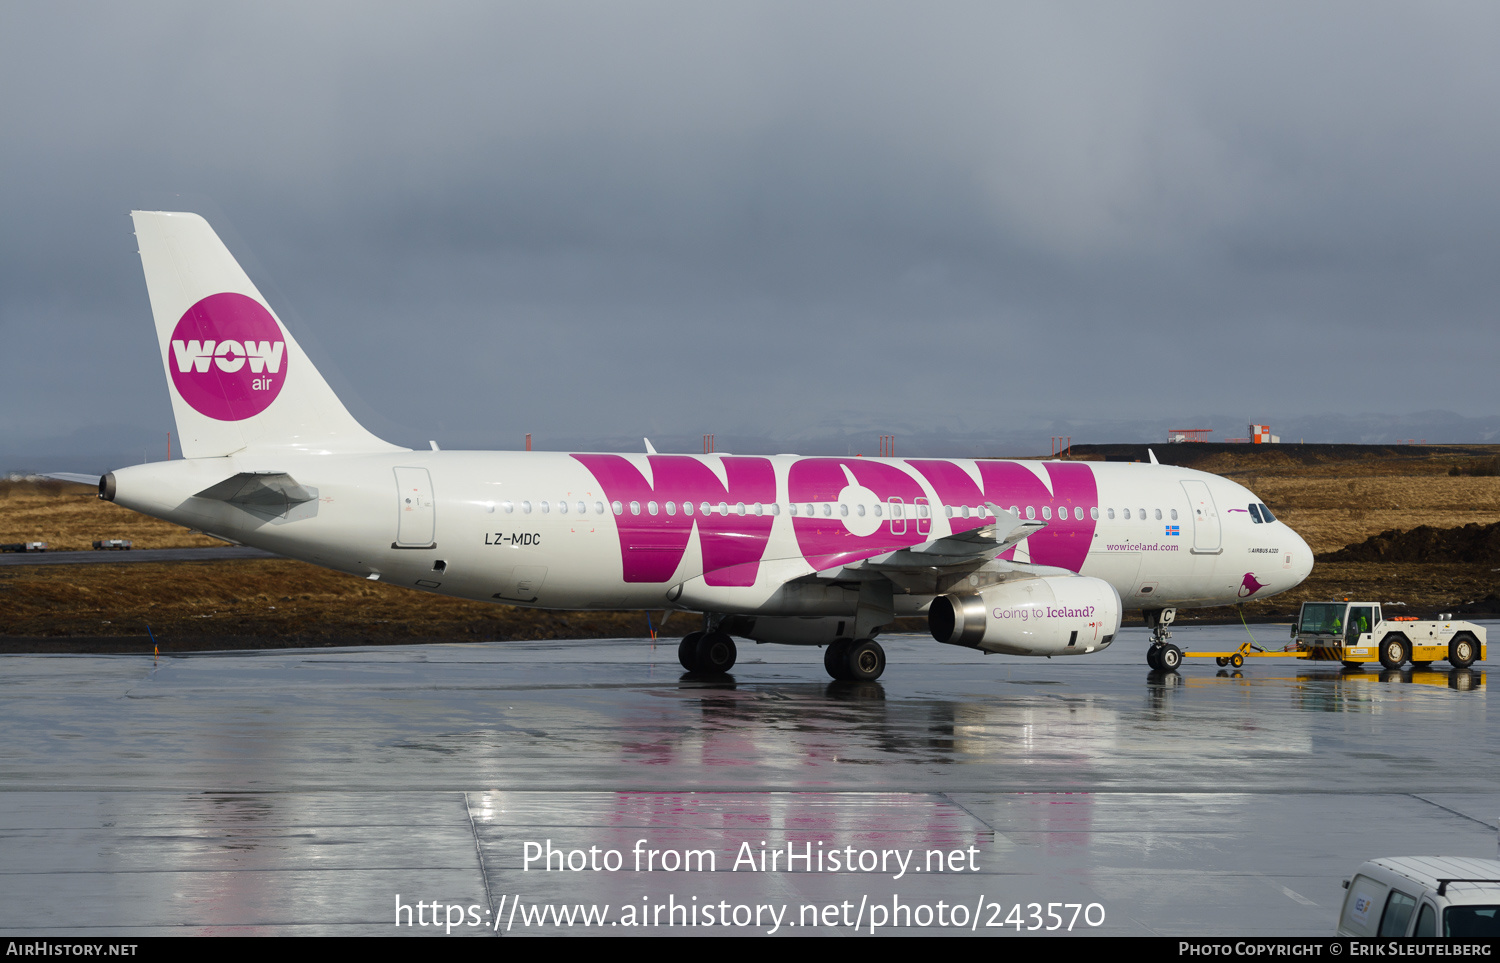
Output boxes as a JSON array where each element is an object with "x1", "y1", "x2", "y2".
[{"x1": 4, "y1": 2, "x2": 1499, "y2": 469}]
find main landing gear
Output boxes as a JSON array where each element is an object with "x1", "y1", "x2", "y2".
[
  {"x1": 823, "y1": 638, "x2": 886, "y2": 682},
  {"x1": 677, "y1": 630, "x2": 737, "y2": 674},
  {"x1": 1144, "y1": 607, "x2": 1182, "y2": 673}
]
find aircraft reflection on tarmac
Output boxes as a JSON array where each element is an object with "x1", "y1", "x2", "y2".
[{"x1": 648, "y1": 663, "x2": 1482, "y2": 767}]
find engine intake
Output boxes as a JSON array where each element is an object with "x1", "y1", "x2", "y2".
[{"x1": 929, "y1": 576, "x2": 1121, "y2": 656}]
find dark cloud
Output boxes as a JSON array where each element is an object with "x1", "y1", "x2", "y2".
[{"x1": 3, "y1": 2, "x2": 1499, "y2": 466}]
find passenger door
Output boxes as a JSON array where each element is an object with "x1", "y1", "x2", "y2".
[{"x1": 1180, "y1": 480, "x2": 1221, "y2": 554}]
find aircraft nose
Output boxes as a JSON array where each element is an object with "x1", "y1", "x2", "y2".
[{"x1": 1286, "y1": 528, "x2": 1314, "y2": 586}]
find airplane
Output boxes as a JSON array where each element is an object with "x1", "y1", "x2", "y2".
[{"x1": 80, "y1": 211, "x2": 1314, "y2": 681}]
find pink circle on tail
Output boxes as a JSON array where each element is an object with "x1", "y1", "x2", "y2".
[{"x1": 168, "y1": 293, "x2": 288, "y2": 421}]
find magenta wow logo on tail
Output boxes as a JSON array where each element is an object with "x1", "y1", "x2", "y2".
[{"x1": 168, "y1": 293, "x2": 288, "y2": 421}]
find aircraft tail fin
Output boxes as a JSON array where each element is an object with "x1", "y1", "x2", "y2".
[{"x1": 130, "y1": 211, "x2": 405, "y2": 458}]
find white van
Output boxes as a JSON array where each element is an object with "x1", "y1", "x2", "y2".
[{"x1": 1338, "y1": 857, "x2": 1500, "y2": 937}]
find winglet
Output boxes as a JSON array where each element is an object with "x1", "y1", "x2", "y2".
[
  {"x1": 645, "y1": 438, "x2": 658, "y2": 455},
  {"x1": 1148, "y1": 449, "x2": 1159, "y2": 465}
]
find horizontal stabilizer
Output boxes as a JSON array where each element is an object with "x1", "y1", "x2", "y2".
[{"x1": 42, "y1": 472, "x2": 102, "y2": 487}]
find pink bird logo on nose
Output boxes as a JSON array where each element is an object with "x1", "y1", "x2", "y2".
[{"x1": 1238, "y1": 572, "x2": 1267, "y2": 597}]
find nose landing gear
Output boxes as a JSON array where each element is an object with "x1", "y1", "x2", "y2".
[{"x1": 1144, "y1": 608, "x2": 1181, "y2": 672}]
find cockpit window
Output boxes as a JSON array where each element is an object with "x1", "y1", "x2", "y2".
[
  {"x1": 1259, "y1": 503, "x2": 1277, "y2": 522},
  {"x1": 1248, "y1": 504, "x2": 1263, "y2": 523}
]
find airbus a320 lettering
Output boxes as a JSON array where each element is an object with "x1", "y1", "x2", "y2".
[{"x1": 87, "y1": 212, "x2": 1313, "y2": 680}]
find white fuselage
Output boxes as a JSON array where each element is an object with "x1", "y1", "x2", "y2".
[{"x1": 107, "y1": 451, "x2": 1313, "y2": 627}]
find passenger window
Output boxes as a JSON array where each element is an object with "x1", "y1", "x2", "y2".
[
  {"x1": 629, "y1": 501, "x2": 640, "y2": 515},
  {"x1": 944, "y1": 506, "x2": 953, "y2": 517},
  {"x1": 874, "y1": 504, "x2": 883, "y2": 517},
  {"x1": 1042, "y1": 506, "x2": 1052, "y2": 520},
  {"x1": 1025, "y1": 506, "x2": 1035, "y2": 520},
  {"x1": 1138, "y1": 508, "x2": 1145, "y2": 520},
  {"x1": 1123, "y1": 509, "x2": 1130, "y2": 520},
  {"x1": 502, "y1": 501, "x2": 514, "y2": 513},
  {"x1": 540, "y1": 500, "x2": 550, "y2": 513},
  {"x1": 611, "y1": 501, "x2": 622, "y2": 515},
  {"x1": 665, "y1": 501, "x2": 676, "y2": 516},
  {"x1": 1170, "y1": 509, "x2": 1178, "y2": 521},
  {"x1": 1378, "y1": 890, "x2": 1418, "y2": 936},
  {"x1": 523, "y1": 500, "x2": 533, "y2": 514},
  {"x1": 855, "y1": 504, "x2": 865, "y2": 517},
  {"x1": 839, "y1": 504, "x2": 848, "y2": 517},
  {"x1": 736, "y1": 502, "x2": 746, "y2": 516},
  {"x1": 789, "y1": 503, "x2": 799, "y2": 516},
  {"x1": 594, "y1": 501, "x2": 604, "y2": 514},
  {"x1": 1154, "y1": 509, "x2": 1162, "y2": 520},
  {"x1": 770, "y1": 503, "x2": 779, "y2": 516},
  {"x1": 1090, "y1": 507, "x2": 1099, "y2": 520},
  {"x1": 701, "y1": 502, "x2": 712, "y2": 515},
  {"x1": 754, "y1": 502, "x2": 763, "y2": 516},
  {"x1": 558, "y1": 500, "x2": 568, "y2": 514},
  {"x1": 718, "y1": 502, "x2": 729, "y2": 515},
  {"x1": 683, "y1": 501, "x2": 693, "y2": 516},
  {"x1": 647, "y1": 501, "x2": 658, "y2": 516},
  {"x1": 1248, "y1": 504, "x2": 1263, "y2": 523}
]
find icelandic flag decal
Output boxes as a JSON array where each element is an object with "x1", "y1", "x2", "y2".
[{"x1": 1165, "y1": 525, "x2": 1180, "y2": 536}]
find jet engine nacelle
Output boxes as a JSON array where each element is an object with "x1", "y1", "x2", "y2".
[{"x1": 928, "y1": 576, "x2": 1121, "y2": 656}]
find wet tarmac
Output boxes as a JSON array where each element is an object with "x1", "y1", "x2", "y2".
[{"x1": 1, "y1": 624, "x2": 1494, "y2": 936}]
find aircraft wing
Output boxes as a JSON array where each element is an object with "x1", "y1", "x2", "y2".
[
  {"x1": 797, "y1": 504, "x2": 1052, "y2": 585},
  {"x1": 858, "y1": 504, "x2": 1045, "y2": 573}
]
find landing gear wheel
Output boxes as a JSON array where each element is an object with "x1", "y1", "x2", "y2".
[
  {"x1": 1158, "y1": 644, "x2": 1182, "y2": 672},
  {"x1": 1229, "y1": 653, "x2": 1244, "y2": 669},
  {"x1": 1449, "y1": 633, "x2": 1477, "y2": 669},
  {"x1": 678, "y1": 631, "x2": 705, "y2": 671},
  {"x1": 844, "y1": 639, "x2": 886, "y2": 682},
  {"x1": 1379, "y1": 636, "x2": 1409, "y2": 670},
  {"x1": 1146, "y1": 646, "x2": 1161, "y2": 670},
  {"x1": 694, "y1": 631, "x2": 737, "y2": 674},
  {"x1": 824, "y1": 639, "x2": 853, "y2": 680}
]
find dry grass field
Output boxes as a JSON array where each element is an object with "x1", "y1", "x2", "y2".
[
  {"x1": 0, "y1": 479, "x2": 218, "y2": 550},
  {"x1": 3, "y1": 446, "x2": 1499, "y2": 651}
]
